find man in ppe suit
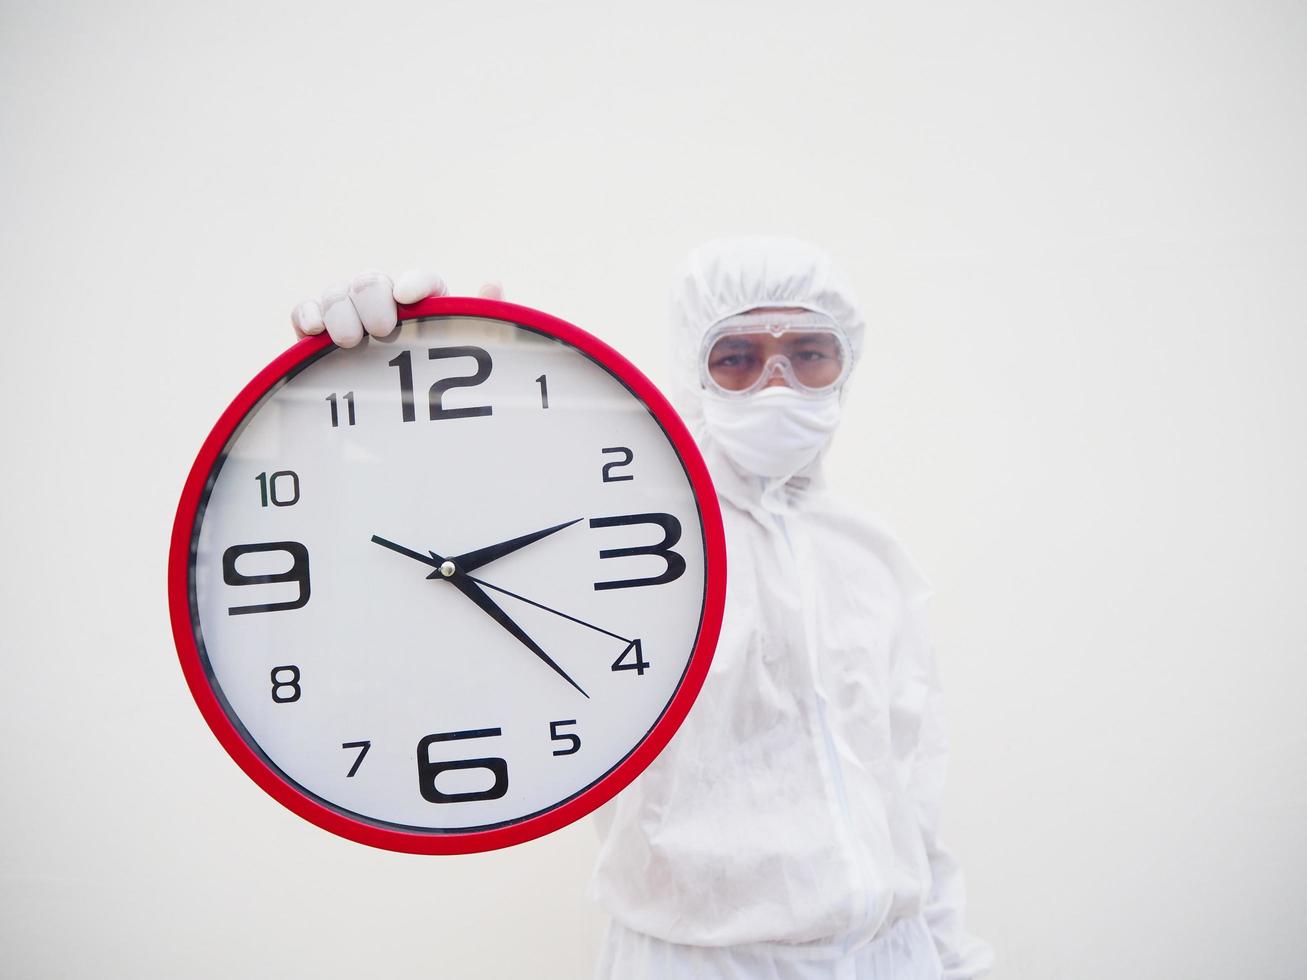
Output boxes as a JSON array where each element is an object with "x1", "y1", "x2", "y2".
[{"x1": 291, "y1": 236, "x2": 992, "y2": 980}]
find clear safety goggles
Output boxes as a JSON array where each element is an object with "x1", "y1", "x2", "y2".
[{"x1": 699, "y1": 311, "x2": 852, "y2": 398}]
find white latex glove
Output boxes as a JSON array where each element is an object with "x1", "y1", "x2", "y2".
[{"x1": 290, "y1": 271, "x2": 504, "y2": 347}]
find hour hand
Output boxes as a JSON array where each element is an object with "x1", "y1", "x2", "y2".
[
  {"x1": 372, "y1": 531, "x2": 588, "y2": 698},
  {"x1": 370, "y1": 534, "x2": 441, "y2": 569},
  {"x1": 448, "y1": 519, "x2": 582, "y2": 575}
]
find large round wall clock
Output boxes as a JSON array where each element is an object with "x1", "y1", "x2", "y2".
[{"x1": 169, "y1": 297, "x2": 726, "y2": 854}]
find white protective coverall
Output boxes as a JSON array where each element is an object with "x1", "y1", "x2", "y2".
[{"x1": 590, "y1": 237, "x2": 993, "y2": 980}]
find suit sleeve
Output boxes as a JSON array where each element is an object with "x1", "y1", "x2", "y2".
[{"x1": 893, "y1": 596, "x2": 995, "y2": 980}]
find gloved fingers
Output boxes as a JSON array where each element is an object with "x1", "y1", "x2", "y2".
[
  {"x1": 291, "y1": 300, "x2": 325, "y2": 338},
  {"x1": 298, "y1": 270, "x2": 484, "y2": 345},
  {"x1": 320, "y1": 282, "x2": 365, "y2": 348},
  {"x1": 349, "y1": 270, "x2": 398, "y2": 339},
  {"x1": 394, "y1": 269, "x2": 448, "y2": 304}
]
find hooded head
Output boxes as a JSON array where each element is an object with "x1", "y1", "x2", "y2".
[{"x1": 668, "y1": 236, "x2": 866, "y2": 493}]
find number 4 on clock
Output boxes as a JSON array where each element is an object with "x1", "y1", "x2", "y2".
[{"x1": 611, "y1": 639, "x2": 650, "y2": 675}]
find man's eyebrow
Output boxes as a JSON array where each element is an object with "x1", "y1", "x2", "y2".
[
  {"x1": 785, "y1": 334, "x2": 839, "y2": 346},
  {"x1": 711, "y1": 337, "x2": 757, "y2": 350}
]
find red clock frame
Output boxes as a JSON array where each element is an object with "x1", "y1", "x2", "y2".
[{"x1": 168, "y1": 296, "x2": 726, "y2": 854}]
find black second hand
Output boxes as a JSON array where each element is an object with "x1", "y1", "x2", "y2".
[
  {"x1": 466, "y1": 574, "x2": 632, "y2": 644},
  {"x1": 372, "y1": 533, "x2": 595, "y2": 697}
]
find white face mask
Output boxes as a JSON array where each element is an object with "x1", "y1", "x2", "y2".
[{"x1": 700, "y1": 386, "x2": 842, "y2": 479}]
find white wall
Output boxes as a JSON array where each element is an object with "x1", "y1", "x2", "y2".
[{"x1": 3, "y1": 1, "x2": 1305, "y2": 977}]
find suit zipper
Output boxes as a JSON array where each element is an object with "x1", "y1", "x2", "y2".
[{"x1": 773, "y1": 510, "x2": 874, "y2": 944}]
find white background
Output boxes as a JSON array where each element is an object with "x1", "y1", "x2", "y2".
[{"x1": 2, "y1": 1, "x2": 1304, "y2": 978}]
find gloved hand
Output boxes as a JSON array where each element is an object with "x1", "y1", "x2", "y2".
[{"x1": 290, "y1": 271, "x2": 505, "y2": 347}]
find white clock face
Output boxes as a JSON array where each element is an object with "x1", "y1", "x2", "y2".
[{"x1": 187, "y1": 313, "x2": 711, "y2": 836}]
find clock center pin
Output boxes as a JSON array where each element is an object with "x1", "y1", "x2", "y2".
[{"x1": 439, "y1": 560, "x2": 457, "y2": 578}]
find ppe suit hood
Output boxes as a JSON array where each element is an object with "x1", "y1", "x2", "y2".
[{"x1": 668, "y1": 236, "x2": 867, "y2": 511}]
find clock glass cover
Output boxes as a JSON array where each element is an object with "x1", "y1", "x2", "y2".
[{"x1": 170, "y1": 298, "x2": 725, "y2": 853}]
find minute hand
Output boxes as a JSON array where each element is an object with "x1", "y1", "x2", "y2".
[
  {"x1": 445, "y1": 574, "x2": 590, "y2": 699},
  {"x1": 448, "y1": 518, "x2": 582, "y2": 574}
]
